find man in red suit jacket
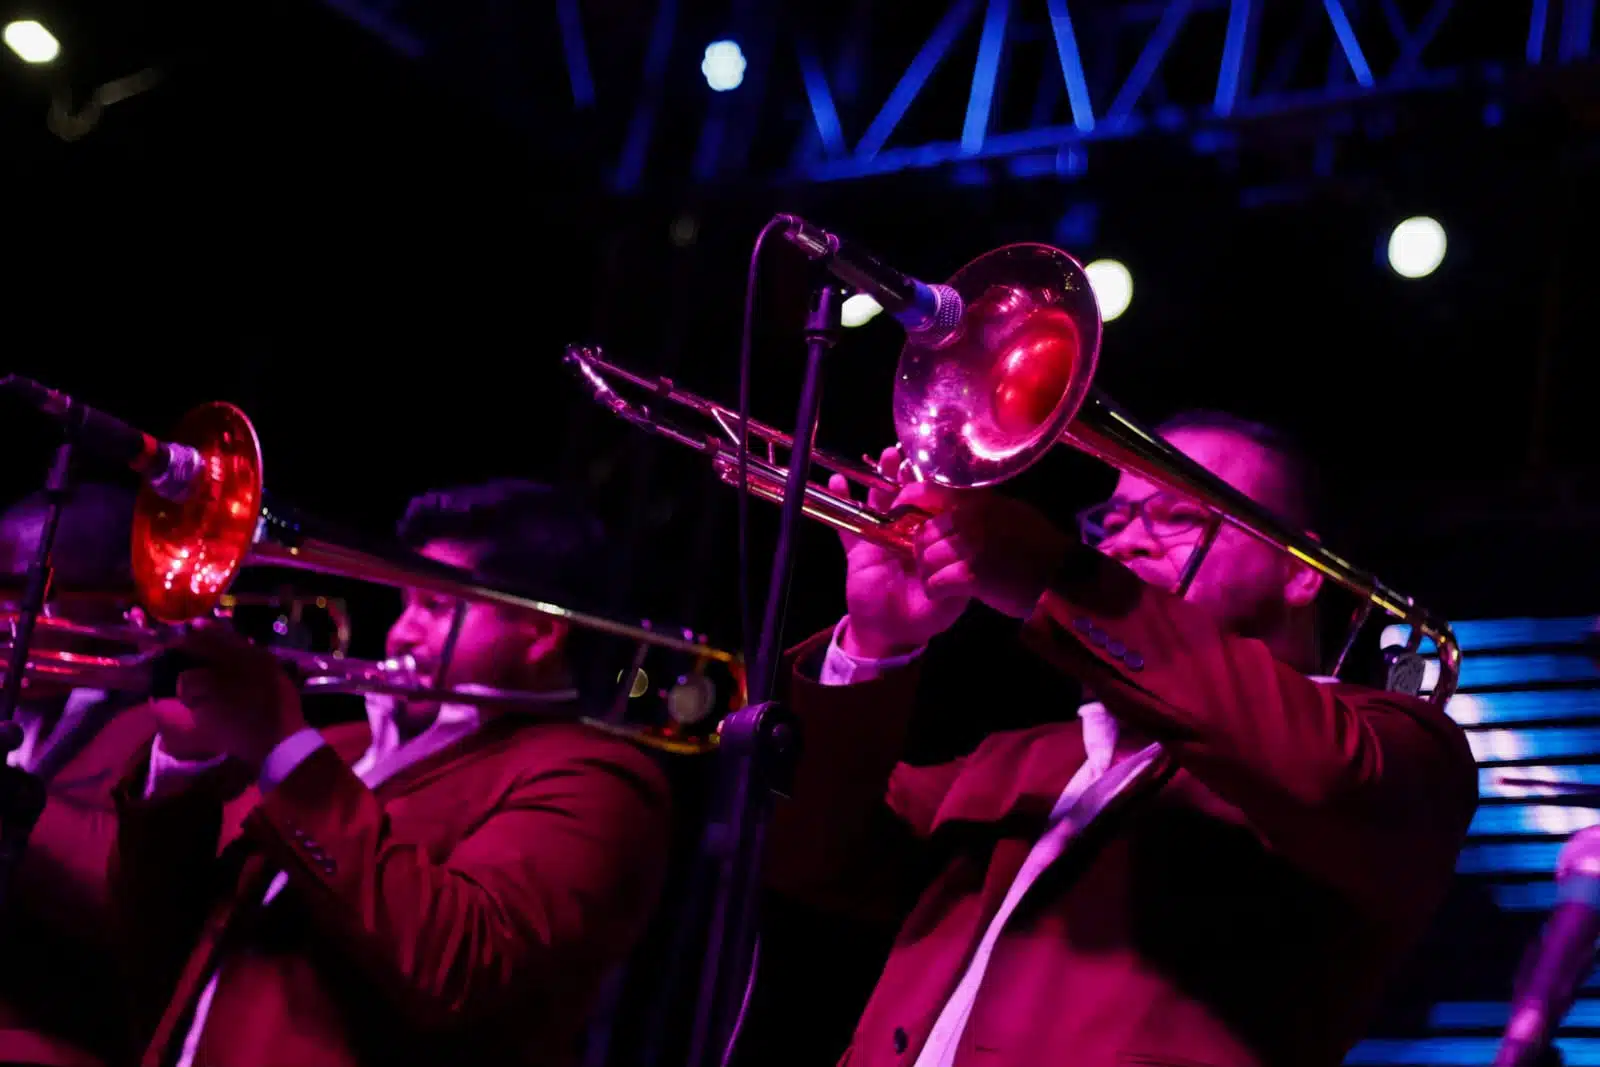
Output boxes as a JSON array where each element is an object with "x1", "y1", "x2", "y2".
[
  {"x1": 109, "y1": 480, "x2": 672, "y2": 1067},
  {"x1": 0, "y1": 483, "x2": 160, "y2": 1067},
  {"x1": 768, "y1": 411, "x2": 1478, "y2": 1067}
]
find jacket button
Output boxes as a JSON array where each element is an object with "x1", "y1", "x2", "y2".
[
  {"x1": 1085, "y1": 625, "x2": 1108, "y2": 647},
  {"x1": 1106, "y1": 639, "x2": 1126, "y2": 659},
  {"x1": 892, "y1": 1027, "x2": 908, "y2": 1054},
  {"x1": 1071, "y1": 615, "x2": 1094, "y2": 634},
  {"x1": 1123, "y1": 651, "x2": 1145, "y2": 671}
]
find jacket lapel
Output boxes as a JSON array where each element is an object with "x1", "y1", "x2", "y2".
[
  {"x1": 889, "y1": 723, "x2": 1090, "y2": 838},
  {"x1": 891, "y1": 720, "x2": 1180, "y2": 841}
]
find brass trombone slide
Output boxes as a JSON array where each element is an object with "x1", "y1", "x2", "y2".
[
  {"x1": 0, "y1": 603, "x2": 729, "y2": 754},
  {"x1": 567, "y1": 238, "x2": 1461, "y2": 703},
  {"x1": 567, "y1": 346, "x2": 928, "y2": 552},
  {"x1": 0, "y1": 592, "x2": 350, "y2": 692}
]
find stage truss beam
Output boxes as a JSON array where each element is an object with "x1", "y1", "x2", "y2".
[{"x1": 311, "y1": 0, "x2": 1600, "y2": 192}]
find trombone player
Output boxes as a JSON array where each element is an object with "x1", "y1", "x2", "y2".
[
  {"x1": 766, "y1": 410, "x2": 1479, "y2": 1067},
  {"x1": 0, "y1": 482, "x2": 161, "y2": 1067},
  {"x1": 110, "y1": 479, "x2": 673, "y2": 1067}
]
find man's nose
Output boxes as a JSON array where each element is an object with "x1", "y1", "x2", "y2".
[
  {"x1": 386, "y1": 607, "x2": 427, "y2": 656},
  {"x1": 1099, "y1": 522, "x2": 1161, "y2": 562}
]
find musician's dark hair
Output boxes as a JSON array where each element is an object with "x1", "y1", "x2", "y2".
[
  {"x1": 397, "y1": 478, "x2": 608, "y2": 607},
  {"x1": 1156, "y1": 409, "x2": 1321, "y2": 530},
  {"x1": 0, "y1": 482, "x2": 137, "y2": 587},
  {"x1": 397, "y1": 479, "x2": 609, "y2": 692}
]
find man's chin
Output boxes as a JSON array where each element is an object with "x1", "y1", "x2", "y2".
[{"x1": 393, "y1": 700, "x2": 442, "y2": 734}]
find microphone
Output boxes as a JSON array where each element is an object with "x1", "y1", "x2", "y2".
[
  {"x1": 0, "y1": 376, "x2": 205, "y2": 502},
  {"x1": 1494, "y1": 826, "x2": 1600, "y2": 1066},
  {"x1": 775, "y1": 215, "x2": 964, "y2": 343}
]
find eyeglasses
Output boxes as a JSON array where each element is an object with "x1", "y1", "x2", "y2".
[{"x1": 1076, "y1": 492, "x2": 1212, "y2": 548}]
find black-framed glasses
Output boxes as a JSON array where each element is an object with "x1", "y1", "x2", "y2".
[{"x1": 1075, "y1": 492, "x2": 1212, "y2": 548}]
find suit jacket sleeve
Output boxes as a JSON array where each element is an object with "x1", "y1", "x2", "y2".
[
  {"x1": 14, "y1": 704, "x2": 161, "y2": 938},
  {"x1": 108, "y1": 742, "x2": 249, "y2": 1032},
  {"x1": 1018, "y1": 548, "x2": 1479, "y2": 915},
  {"x1": 240, "y1": 733, "x2": 671, "y2": 1031},
  {"x1": 17, "y1": 790, "x2": 121, "y2": 938},
  {"x1": 765, "y1": 631, "x2": 937, "y2": 925}
]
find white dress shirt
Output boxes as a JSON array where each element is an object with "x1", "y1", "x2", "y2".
[
  {"x1": 819, "y1": 619, "x2": 1161, "y2": 1067},
  {"x1": 4, "y1": 688, "x2": 108, "y2": 776},
  {"x1": 145, "y1": 683, "x2": 577, "y2": 1067},
  {"x1": 819, "y1": 616, "x2": 1338, "y2": 1067}
]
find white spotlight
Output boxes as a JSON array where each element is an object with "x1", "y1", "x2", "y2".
[
  {"x1": 1084, "y1": 259, "x2": 1133, "y2": 322},
  {"x1": 841, "y1": 293, "x2": 883, "y2": 328},
  {"x1": 4, "y1": 20, "x2": 59, "y2": 64},
  {"x1": 701, "y1": 40, "x2": 745, "y2": 92},
  {"x1": 1387, "y1": 216, "x2": 1446, "y2": 279}
]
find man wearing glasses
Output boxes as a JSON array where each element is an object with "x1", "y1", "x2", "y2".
[{"x1": 767, "y1": 410, "x2": 1477, "y2": 1067}]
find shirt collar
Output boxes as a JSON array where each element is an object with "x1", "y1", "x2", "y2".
[{"x1": 357, "y1": 683, "x2": 581, "y2": 774}]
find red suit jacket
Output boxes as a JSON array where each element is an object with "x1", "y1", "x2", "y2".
[
  {"x1": 0, "y1": 701, "x2": 158, "y2": 1066},
  {"x1": 110, "y1": 715, "x2": 672, "y2": 1067},
  {"x1": 769, "y1": 551, "x2": 1478, "y2": 1067}
]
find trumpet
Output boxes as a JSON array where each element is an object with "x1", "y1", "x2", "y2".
[{"x1": 568, "y1": 237, "x2": 1462, "y2": 703}]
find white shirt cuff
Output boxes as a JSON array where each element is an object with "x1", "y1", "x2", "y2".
[
  {"x1": 259, "y1": 728, "x2": 329, "y2": 792},
  {"x1": 143, "y1": 735, "x2": 229, "y2": 800},
  {"x1": 818, "y1": 617, "x2": 924, "y2": 686}
]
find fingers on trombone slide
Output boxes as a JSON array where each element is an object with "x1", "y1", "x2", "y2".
[{"x1": 828, "y1": 446, "x2": 907, "y2": 552}]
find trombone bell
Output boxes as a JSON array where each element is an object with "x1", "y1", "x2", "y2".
[
  {"x1": 132, "y1": 402, "x2": 264, "y2": 624},
  {"x1": 894, "y1": 243, "x2": 1102, "y2": 489}
]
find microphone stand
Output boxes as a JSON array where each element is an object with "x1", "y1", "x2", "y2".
[
  {"x1": 0, "y1": 433, "x2": 75, "y2": 914},
  {"x1": 687, "y1": 283, "x2": 844, "y2": 1067}
]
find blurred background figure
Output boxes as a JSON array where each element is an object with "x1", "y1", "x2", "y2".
[{"x1": 0, "y1": 482, "x2": 161, "y2": 1067}]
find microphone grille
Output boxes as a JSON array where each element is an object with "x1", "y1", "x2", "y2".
[{"x1": 912, "y1": 284, "x2": 965, "y2": 347}]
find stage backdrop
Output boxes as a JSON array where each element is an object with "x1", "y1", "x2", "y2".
[{"x1": 1348, "y1": 614, "x2": 1600, "y2": 1067}]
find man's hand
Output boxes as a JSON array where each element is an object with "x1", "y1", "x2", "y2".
[
  {"x1": 907, "y1": 481, "x2": 1073, "y2": 621},
  {"x1": 162, "y1": 624, "x2": 308, "y2": 770},
  {"x1": 828, "y1": 447, "x2": 969, "y2": 659},
  {"x1": 148, "y1": 697, "x2": 229, "y2": 762}
]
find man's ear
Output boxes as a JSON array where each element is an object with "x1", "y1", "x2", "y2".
[
  {"x1": 1284, "y1": 528, "x2": 1323, "y2": 608},
  {"x1": 1284, "y1": 563, "x2": 1324, "y2": 608},
  {"x1": 521, "y1": 614, "x2": 568, "y2": 669}
]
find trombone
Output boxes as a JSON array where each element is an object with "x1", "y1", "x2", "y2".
[
  {"x1": 567, "y1": 238, "x2": 1462, "y2": 704},
  {"x1": 0, "y1": 397, "x2": 743, "y2": 753},
  {"x1": 131, "y1": 400, "x2": 737, "y2": 668},
  {"x1": 0, "y1": 608, "x2": 723, "y2": 754},
  {"x1": 0, "y1": 591, "x2": 351, "y2": 693}
]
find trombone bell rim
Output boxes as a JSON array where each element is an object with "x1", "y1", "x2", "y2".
[
  {"x1": 893, "y1": 242, "x2": 1103, "y2": 490},
  {"x1": 132, "y1": 402, "x2": 264, "y2": 624}
]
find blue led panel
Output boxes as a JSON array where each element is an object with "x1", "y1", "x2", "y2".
[{"x1": 1349, "y1": 614, "x2": 1600, "y2": 1066}]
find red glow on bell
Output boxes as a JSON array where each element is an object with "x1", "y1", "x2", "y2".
[
  {"x1": 131, "y1": 404, "x2": 263, "y2": 623},
  {"x1": 990, "y1": 308, "x2": 1080, "y2": 438}
]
